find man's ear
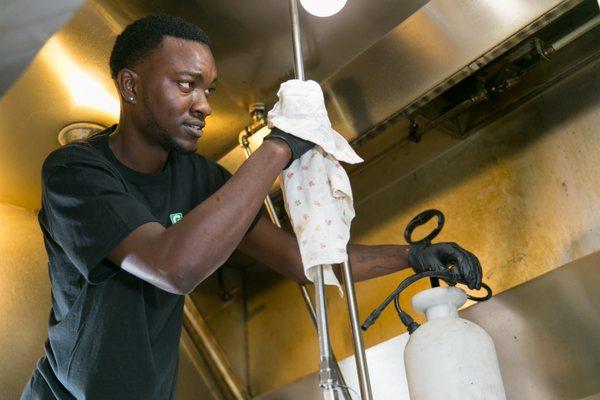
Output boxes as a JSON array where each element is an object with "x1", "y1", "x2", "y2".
[{"x1": 116, "y1": 68, "x2": 138, "y2": 104}]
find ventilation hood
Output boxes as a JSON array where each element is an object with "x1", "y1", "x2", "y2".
[{"x1": 0, "y1": 0, "x2": 592, "y2": 209}]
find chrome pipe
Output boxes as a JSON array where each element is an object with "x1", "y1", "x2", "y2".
[
  {"x1": 287, "y1": 0, "x2": 372, "y2": 397},
  {"x1": 313, "y1": 265, "x2": 339, "y2": 399},
  {"x1": 341, "y1": 259, "x2": 373, "y2": 400},
  {"x1": 288, "y1": 4, "x2": 339, "y2": 396},
  {"x1": 551, "y1": 14, "x2": 600, "y2": 52},
  {"x1": 288, "y1": 0, "x2": 305, "y2": 80},
  {"x1": 239, "y1": 132, "x2": 351, "y2": 398}
]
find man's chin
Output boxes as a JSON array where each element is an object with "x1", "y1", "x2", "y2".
[
  {"x1": 173, "y1": 145, "x2": 197, "y2": 155},
  {"x1": 163, "y1": 135, "x2": 198, "y2": 155}
]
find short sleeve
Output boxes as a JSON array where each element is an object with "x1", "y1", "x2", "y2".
[
  {"x1": 41, "y1": 155, "x2": 159, "y2": 284},
  {"x1": 211, "y1": 163, "x2": 263, "y2": 234}
]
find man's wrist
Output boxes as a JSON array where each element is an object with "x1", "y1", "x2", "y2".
[{"x1": 260, "y1": 139, "x2": 292, "y2": 167}]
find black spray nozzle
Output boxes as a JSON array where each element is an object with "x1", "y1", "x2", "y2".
[
  {"x1": 361, "y1": 311, "x2": 380, "y2": 331},
  {"x1": 362, "y1": 269, "x2": 493, "y2": 334}
]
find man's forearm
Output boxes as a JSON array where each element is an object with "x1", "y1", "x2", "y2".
[
  {"x1": 344, "y1": 244, "x2": 411, "y2": 281},
  {"x1": 153, "y1": 141, "x2": 291, "y2": 292},
  {"x1": 239, "y1": 220, "x2": 411, "y2": 285}
]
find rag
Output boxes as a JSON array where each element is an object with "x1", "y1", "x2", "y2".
[{"x1": 267, "y1": 79, "x2": 363, "y2": 286}]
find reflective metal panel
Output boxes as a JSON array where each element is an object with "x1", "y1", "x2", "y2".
[
  {"x1": 93, "y1": 0, "x2": 429, "y2": 160},
  {"x1": 255, "y1": 252, "x2": 600, "y2": 399},
  {"x1": 462, "y1": 253, "x2": 600, "y2": 400},
  {"x1": 322, "y1": 0, "x2": 581, "y2": 141},
  {"x1": 0, "y1": 0, "x2": 85, "y2": 96},
  {"x1": 0, "y1": 0, "x2": 428, "y2": 209}
]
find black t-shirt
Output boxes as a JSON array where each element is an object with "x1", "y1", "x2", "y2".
[{"x1": 22, "y1": 126, "x2": 257, "y2": 400}]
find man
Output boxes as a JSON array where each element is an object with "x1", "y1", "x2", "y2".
[{"x1": 22, "y1": 15, "x2": 482, "y2": 399}]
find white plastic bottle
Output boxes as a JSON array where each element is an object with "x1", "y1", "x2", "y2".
[{"x1": 404, "y1": 286, "x2": 506, "y2": 400}]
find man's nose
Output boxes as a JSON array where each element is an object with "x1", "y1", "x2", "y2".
[{"x1": 191, "y1": 91, "x2": 212, "y2": 118}]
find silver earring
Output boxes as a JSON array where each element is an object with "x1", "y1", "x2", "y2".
[{"x1": 129, "y1": 96, "x2": 135, "y2": 101}]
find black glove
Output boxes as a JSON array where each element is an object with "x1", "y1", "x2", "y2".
[
  {"x1": 263, "y1": 127, "x2": 315, "y2": 169},
  {"x1": 408, "y1": 242, "x2": 482, "y2": 290}
]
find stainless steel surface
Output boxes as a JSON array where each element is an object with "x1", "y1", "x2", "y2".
[
  {"x1": 461, "y1": 252, "x2": 600, "y2": 400},
  {"x1": 552, "y1": 14, "x2": 600, "y2": 51},
  {"x1": 178, "y1": 328, "x2": 226, "y2": 400},
  {"x1": 91, "y1": 0, "x2": 427, "y2": 161},
  {"x1": 0, "y1": 0, "x2": 427, "y2": 209},
  {"x1": 323, "y1": 0, "x2": 582, "y2": 143},
  {"x1": 255, "y1": 252, "x2": 600, "y2": 399},
  {"x1": 340, "y1": 260, "x2": 373, "y2": 400},
  {"x1": 183, "y1": 296, "x2": 251, "y2": 400},
  {"x1": 0, "y1": 0, "x2": 85, "y2": 97},
  {"x1": 1, "y1": 0, "x2": 570, "y2": 209}
]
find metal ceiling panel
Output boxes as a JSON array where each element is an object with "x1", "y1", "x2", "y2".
[
  {"x1": 0, "y1": 0, "x2": 85, "y2": 96},
  {"x1": 0, "y1": 0, "x2": 584, "y2": 210},
  {"x1": 322, "y1": 0, "x2": 582, "y2": 141},
  {"x1": 93, "y1": 0, "x2": 429, "y2": 160}
]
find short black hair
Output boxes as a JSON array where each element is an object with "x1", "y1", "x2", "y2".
[{"x1": 109, "y1": 15, "x2": 210, "y2": 79}]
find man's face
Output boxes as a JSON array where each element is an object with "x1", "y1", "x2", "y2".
[{"x1": 133, "y1": 36, "x2": 217, "y2": 154}]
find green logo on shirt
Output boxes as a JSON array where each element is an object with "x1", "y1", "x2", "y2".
[{"x1": 169, "y1": 212, "x2": 184, "y2": 224}]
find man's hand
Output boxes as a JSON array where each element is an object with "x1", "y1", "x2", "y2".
[
  {"x1": 263, "y1": 127, "x2": 314, "y2": 169},
  {"x1": 408, "y1": 242, "x2": 482, "y2": 289}
]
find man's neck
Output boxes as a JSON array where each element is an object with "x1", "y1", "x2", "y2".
[{"x1": 109, "y1": 121, "x2": 170, "y2": 174}]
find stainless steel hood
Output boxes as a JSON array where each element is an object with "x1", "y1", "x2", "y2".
[
  {"x1": 217, "y1": 0, "x2": 587, "y2": 171},
  {"x1": 0, "y1": 0, "x2": 588, "y2": 209},
  {"x1": 92, "y1": 0, "x2": 431, "y2": 160},
  {"x1": 322, "y1": 0, "x2": 584, "y2": 142},
  {"x1": 0, "y1": 0, "x2": 85, "y2": 97}
]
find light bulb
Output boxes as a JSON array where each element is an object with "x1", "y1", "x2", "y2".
[{"x1": 299, "y1": 0, "x2": 348, "y2": 17}]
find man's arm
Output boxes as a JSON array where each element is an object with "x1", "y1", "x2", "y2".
[
  {"x1": 347, "y1": 243, "x2": 410, "y2": 281},
  {"x1": 107, "y1": 140, "x2": 292, "y2": 294},
  {"x1": 239, "y1": 217, "x2": 410, "y2": 283}
]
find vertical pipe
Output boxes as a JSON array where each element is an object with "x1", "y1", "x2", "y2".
[
  {"x1": 287, "y1": 1, "x2": 340, "y2": 397},
  {"x1": 287, "y1": 0, "x2": 373, "y2": 398},
  {"x1": 313, "y1": 265, "x2": 337, "y2": 399},
  {"x1": 240, "y1": 135, "x2": 351, "y2": 398},
  {"x1": 341, "y1": 260, "x2": 373, "y2": 399},
  {"x1": 289, "y1": 0, "x2": 305, "y2": 81}
]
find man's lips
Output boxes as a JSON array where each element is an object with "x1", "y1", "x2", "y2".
[{"x1": 183, "y1": 123, "x2": 204, "y2": 138}]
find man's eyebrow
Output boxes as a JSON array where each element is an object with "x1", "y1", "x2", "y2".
[
  {"x1": 176, "y1": 70, "x2": 203, "y2": 78},
  {"x1": 177, "y1": 71, "x2": 218, "y2": 85}
]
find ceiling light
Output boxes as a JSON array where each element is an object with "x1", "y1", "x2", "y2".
[
  {"x1": 300, "y1": 0, "x2": 348, "y2": 17},
  {"x1": 58, "y1": 122, "x2": 106, "y2": 146},
  {"x1": 44, "y1": 38, "x2": 120, "y2": 118}
]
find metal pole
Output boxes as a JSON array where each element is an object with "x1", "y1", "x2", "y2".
[
  {"x1": 341, "y1": 260, "x2": 373, "y2": 399},
  {"x1": 287, "y1": 0, "x2": 373, "y2": 398},
  {"x1": 239, "y1": 133, "x2": 351, "y2": 398},
  {"x1": 289, "y1": 0, "x2": 305, "y2": 81},
  {"x1": 183, "y1": 297, "x2": 250, "y2": 399},
  {"x1": 242, "y1": 142, "x2": 317, "y2": 326},
  {"x1": 551, "y1": 14, "x2": 600, "y2": 52},
  {"x1": 314, "y1": 266, "x2": 340, "y2": 400},
  {"x1": 287, "y1": 1, "x2": 342, "y2": 398}
]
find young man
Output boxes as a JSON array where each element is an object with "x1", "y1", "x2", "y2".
[{"x1": 22, "y1": 15, "x2": 482, "y2": 399}]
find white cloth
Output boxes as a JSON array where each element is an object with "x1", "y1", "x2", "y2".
[{"x1": 268, "y1": 79, "x2": 363, "y2": 286}]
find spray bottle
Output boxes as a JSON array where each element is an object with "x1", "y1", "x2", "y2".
[{"x1": 362, "y1": 210, "x2": 506, "y2": 400}]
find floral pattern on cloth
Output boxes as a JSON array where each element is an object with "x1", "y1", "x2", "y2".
[{"x1": 268, "y1": 79, "x2": 363, "y2": 287}]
